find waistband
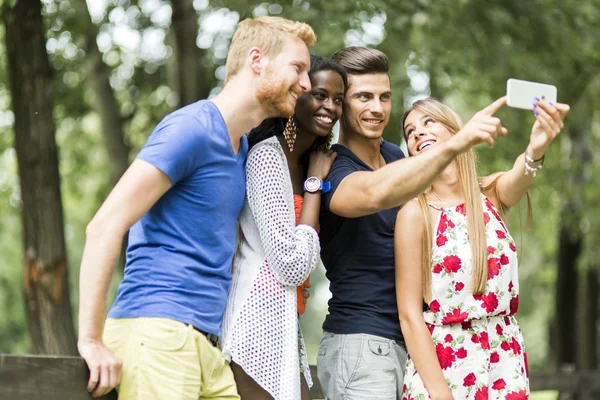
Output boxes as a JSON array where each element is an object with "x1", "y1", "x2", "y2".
[{"x1": 193, "y1": 326, "x2": 219, "y2": 347}]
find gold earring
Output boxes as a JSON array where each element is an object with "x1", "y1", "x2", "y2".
[
  {"x1": 283, "y1": 116, "x2": 297, "y2": 152},
  {"x1": 327, "y1": 129, "x2": 334, "y2": 149}
]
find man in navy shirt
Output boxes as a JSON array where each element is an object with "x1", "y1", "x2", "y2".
[
  {"x1": 77, "y1": 17, "x2": 316, "y2": 400},
  {"x1": 317, "y1": 47, "x2": 507, "y2": 399}
]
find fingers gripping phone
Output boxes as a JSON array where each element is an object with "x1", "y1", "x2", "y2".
[{"x1": 506, "y1": 79, "x2": 557, "y2": 110}]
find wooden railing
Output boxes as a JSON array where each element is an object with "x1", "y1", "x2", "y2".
[{"x1": 1, "y1": 355, "x2": 599, "y2": 399}]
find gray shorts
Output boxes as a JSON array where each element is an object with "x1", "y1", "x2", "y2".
[{"x1": 316, "y1": 331, "x2": 407, "y2": 400}]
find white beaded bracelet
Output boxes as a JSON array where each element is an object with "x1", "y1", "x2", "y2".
[{"x1": 524, "y1": 153, "x2": 544, "y2": 177}]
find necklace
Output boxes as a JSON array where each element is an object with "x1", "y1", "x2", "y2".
[{"x1": 431, "y1": 189, "x2": 444, "y2": 203}]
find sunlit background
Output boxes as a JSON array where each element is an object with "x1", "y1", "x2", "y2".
[{"x1": 2, "y1": 1, "x2": 599, "y2": 399}]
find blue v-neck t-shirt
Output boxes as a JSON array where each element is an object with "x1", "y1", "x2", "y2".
[{"x1": 108, "y1": 100, "x2": 248, "y2": 337}]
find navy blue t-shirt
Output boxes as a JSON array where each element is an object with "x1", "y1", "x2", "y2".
[{"x1": 319, "y1": 141, "x2": 405, "y2": 341}]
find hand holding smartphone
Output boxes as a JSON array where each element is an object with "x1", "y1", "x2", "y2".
[{"x1": 506, "y1": 79, "x2": 557, "y2": 110}]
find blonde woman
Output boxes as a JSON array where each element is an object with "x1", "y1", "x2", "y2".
[{"x1": 396, "y1": 97, "x2": 569, "y2": 400}]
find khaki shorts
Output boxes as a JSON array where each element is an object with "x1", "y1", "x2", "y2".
[
  {"x1": 317, "y1": 331, "x2": 407, "y2": 400},
  {"x1": 103, "y1": 317, "x2": 239, "y2": 400}
]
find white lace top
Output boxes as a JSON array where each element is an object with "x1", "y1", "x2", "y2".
[{"x1": 221, "y1": 136, "x2": 319, "y2": 400}]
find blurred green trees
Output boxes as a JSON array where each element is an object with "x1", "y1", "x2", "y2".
[{"x1": 0, "y1": 0, "x2": 598, "y2": 389}]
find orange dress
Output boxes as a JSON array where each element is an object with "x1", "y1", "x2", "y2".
[{"x1": 294, "y1": 194, "x2": 315, "y2": 315}]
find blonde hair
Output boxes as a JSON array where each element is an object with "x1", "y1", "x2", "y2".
[
  {"x1": 225, "y1": 16, "x2": 316, "y2": 82},
  {"x1": 402, "y1": 98, "x2": 487, "y2": 303}
]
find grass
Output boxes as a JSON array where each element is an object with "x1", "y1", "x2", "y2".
[{"x1": 531, "y1": 392, "x2": 558, "y2": 400}]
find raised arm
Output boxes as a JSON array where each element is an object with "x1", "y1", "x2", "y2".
[
  {"x1": 78, "y1": 160, "x2": 172, "y2": 397},
  {"x1": 331, "y1": 97, "x2": 508, "y2": 218},
  {"x1": 246, "y1": 144, "x2": 321, "y2": 287},
  {"x1": 395, "y1": 201, "x2": 454, "y2": 400},
  {"x1": 483, "y1": 100, "x2": 570, "y2": 208}
]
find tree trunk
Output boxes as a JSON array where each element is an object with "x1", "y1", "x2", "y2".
[
  {"x1": 170, "y1": 0, "x2": 209, "y2": 105},
  {"x1": 73, "y1": 0, "x2": 130, "y2": 271},
  {"x1": 554, "y1": 225, "x2": 580, "y2": 365},
  {"x1": 552, "y1": 93, "x2": 593, "y2": 400},
  {"x1": 74, "y1": 0, "x2": 130, "y2": 189},
  {"x1": 577, "y1": 268, "x2": 598, "y2": 368},
  {"x1": 3, "y1": 0, "x2": 77, "y2": 355},
  {"x1": 576, "y1": 267, "x2": 598, "y2": 400}
]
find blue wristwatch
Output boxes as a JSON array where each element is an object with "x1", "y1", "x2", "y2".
[{"x1": 303, "y1": 177, "x2": 331, "y2": 194}]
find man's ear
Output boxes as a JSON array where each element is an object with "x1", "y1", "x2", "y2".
[{"x1": 248, "y1": 47, "x2": 264, "y2": 75}]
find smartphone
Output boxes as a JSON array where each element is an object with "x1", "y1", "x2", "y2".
[{"x1": 506, "y1": 79, "x2": 557, "y2": 110}]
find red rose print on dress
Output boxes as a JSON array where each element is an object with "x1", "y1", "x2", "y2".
[
  {"x1": 437, "y1": 212, "x2": 455, "y2": 235},
  {"x1": 488, "y1": 257, "x2": 501, "y2": 279},
  {"x1": 506, "y1": 390, "x2": 528, "y2": 400},
  {"x1": 485, "y1": 198, "x2": 496, "y2": 213},
  {"x1": 475, "y1": 386, "x2": 489, "y2": 400},
  {"x1": 401, "y1": 197, "x2": 528, "y2": 400},
  {"x1": 456, "y1": 204, "x2": 466, "y2": 215},
  {"x1": 511, "y1": 337, "x2": 522, "y2": 355},
  {"x1": 442, "y1": 308, "x2": 469, "y2": 324},
  {"x1": 492, "y1": 378, "x2": 506, "y2": 390},
  {"x1": 463, "y1": 372, "x2": 476, "y2": 387},
  {"x1": 479, "y1": 331, "x2": 490, "y2": 350},
  {"x1": 443, "y1": 255, "x2": 462, "y2": 273},
  {"x1": 436, "y1": 343, "x2": 456, "y2": 369},
  {"x1": 475, "y1": 292, "x2": 499, "y2": 313},
  {"x1": 490, "y1": 351, "x2": 500, "y2": 363},
  {"x1": 510, "y1": 295, "x2": 519, "y2": 314},
  {"x1": 437, "y1": 234, "x2": 448, "y2": 247}
]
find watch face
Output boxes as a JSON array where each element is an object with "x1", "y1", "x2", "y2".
[{"x1": 305, "y1": 177, "x2": 321, "y2": 192}]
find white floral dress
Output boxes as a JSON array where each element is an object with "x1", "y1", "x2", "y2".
[{"x1": 402, "y1": 195, "x2": 530, "y2": 400}]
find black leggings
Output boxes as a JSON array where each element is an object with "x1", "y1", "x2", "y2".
[{"x1": 230, "y1": 361, "x2": 312, "y2": 400}]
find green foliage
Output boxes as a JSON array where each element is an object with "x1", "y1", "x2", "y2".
[{"x1": 0, "y1": 0, "x2": 598, "y2": 376}]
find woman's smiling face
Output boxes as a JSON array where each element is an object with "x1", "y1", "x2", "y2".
[
  {"x1": 403, "y1": 109, "x2": 453, "y2": 156},
  {"x1": 294, "y1": 70, "x2": 345, "y2": 138}
]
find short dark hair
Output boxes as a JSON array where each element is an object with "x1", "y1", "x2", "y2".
[
  {"x1": 331, "y1": 46, "x2": 389, "y2": 76},
  {"x1": 309, "y1": 54, "x2": 348, "y2": 90}
]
